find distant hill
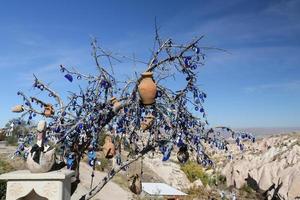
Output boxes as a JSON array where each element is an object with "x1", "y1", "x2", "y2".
[{"x1": 235, "y1": 127, "x2": 300, "y2": 138}]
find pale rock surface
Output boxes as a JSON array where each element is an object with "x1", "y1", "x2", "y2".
[
  {"x1": 222, "y1": 134, "x2": 300, "y2": 200},
  {"x1": 143, "y1": 156, "x2": 190, "y2": 190}
]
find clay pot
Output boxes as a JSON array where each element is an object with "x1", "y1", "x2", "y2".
[
  {"x1": 110, "y1": 97, "x2": 121, "y2": 112},
  {"x1": 138, "y1": 72, "x2": 157, "y2": 105},
  {"x1": 11, "y1": 105, "x2": 24, "y2": 113},
  {"x1": 141, "y1": 114, "x2": 155, "y2": 131},
  {"x1": 177, "y1": 145, "x2": 189, "y2": 164},
  {"x1": 103, "y1": 136, "x2": 116, "y2": 159},
  {"x1": 26, "y1": 148, "x2": 56, "y2": 173},
  {"x1": 44, "y1": 104, "x2": 54, "y2": 117},
  {"x1": 129, "y1": 174, "x2": 142, "y2": 195}
]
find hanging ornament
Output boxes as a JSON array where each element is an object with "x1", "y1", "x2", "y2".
[
  {"x1": 88, "y1": 150, "x2": 96, "y2": 167},
  {"x1": 162, "y1": 143, "x2": 173, "y2": 161},
  {"x1": 110, "y1": 97, "x2": 122, "y2": 112},
  {"x1": 140, "y1": 114, "x2": 155, "y2": 131},
  {"x1": 138, "y1": 72, "x2": 157, "y2": 105},
  {"x1": 129, "y1": 174, "x2": 142, "y2": 195},
  {"x1": 11, "y1": 105, "x2": 24, "y2": 113},
  {"x1": 44, "y1": 104, "x2": 55, "y2": 117},
  {"x1": 177, "y1": 145, "x2": 189, "y2": 164},
  {"x1": 67, "y1": 154, "x2": 75, "y2": 169},
  {"x1": 103, "y1": 136, "x2": 116, "y2": 159},
  {"x1": 64, "y1": 74, "x2": 73, "y2": 82}
]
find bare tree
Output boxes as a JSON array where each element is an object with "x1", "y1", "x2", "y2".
[{"x1": 11, "y1": 29, "x2": 255, "y2": 199}]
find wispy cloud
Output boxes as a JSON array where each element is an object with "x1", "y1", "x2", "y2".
[{"x1": 245, "y1": 80, "x2": 300, "y2": 93}]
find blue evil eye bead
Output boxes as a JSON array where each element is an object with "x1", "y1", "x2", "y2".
[
  {"x1": 193, "y1": 47, "x2": 200, "y2": 54},
  {"x1": 88, "y1": 159, "x2": 95, "y2": 167},
  {"x1": 162, "y1": 150, "x2": 171, "y2": 161},
  {"x1": 176, "y1": 137, "x2": 184, "y2": 147},
  {"x1": 116, "y1": 155, "x2": 121, "y2": 165},
  {"x1": 191, "y1": 65, "x2": 197, "y2": 70},
  {"x1": 194, "y1": 106, "x2": 199, "y2": 111},
  {"x1": 64, "y1": 74, "x2": 73, "y2": 82},
  {"x1": 239, "y1": 144, "x2": 244, "y2": 151},
  {"x1": 55, "y1": 126, "x2": 61, "y2": 133},
  {"x1": 60, "y1": 66, "x2": 65, "y2": 73},
  {"x1": 67, "y1": 156, "x2": 75, "y2": 169},
  {"x1": 24, "y1": 151, "x2": 29, "y2": 159},
  {"x1": 184, "y1": 56, "x2": 192, "y2": 66},
  {"x1": 156, "y1": 91, "x2": 162, "y2": 97},
  {"x1": 88, "y1": 150, "x2": 96, "y2": 160}
]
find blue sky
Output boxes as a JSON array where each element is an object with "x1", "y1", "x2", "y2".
[{"x1": 0, "y1": 0, "x2": 299, "y2": 128}]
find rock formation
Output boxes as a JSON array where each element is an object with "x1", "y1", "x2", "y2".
[{"x1": 221, "y1": 133, "x2": 300, "y2": 199}]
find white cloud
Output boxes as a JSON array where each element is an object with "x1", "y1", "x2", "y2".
[{"x1": 245, "y1": 80, "x2": 300, "y2": 93}]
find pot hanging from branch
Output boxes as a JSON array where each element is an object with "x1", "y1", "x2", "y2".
[
  {"x1": 11, "y1": 105, "x2": 24, "y2": 113},
  {"x1": 44, "y1": 104, "x2": 54, "y2": 117},
  {"x1": 129, "y1": 174, "x2": 142, "y2": 195},
  {"x1": 177, "y1": 145, "x2": 189, "y2": 163},
  {"x1": 138, "y1": 72, "x2": 157, "y2": 105},
  {"x1": 140, "y1": 114, "x2": 155, "y2": 131},
  {"x1": 103, "y1": 136, "x2": 116, "y2": 159},
  {"x1": 110, "y1": 97, "x2": 121, "y2": 112}
]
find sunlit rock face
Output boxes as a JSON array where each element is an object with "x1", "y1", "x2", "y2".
[{"x1": 221, "y1": 134, "x2": 300, "y2": 200}]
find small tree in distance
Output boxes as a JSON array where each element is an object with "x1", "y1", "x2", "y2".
[{"x1": 11, "y1": 27, "x2": 255, "y2": 199}]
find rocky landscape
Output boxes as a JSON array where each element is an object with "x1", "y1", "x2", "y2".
[
  {"x1": 1, "y1": 132, "x2": 300, "y2": 200},
  {"x1": 221, "y1": 132, "x2": 300, "y2": 200}
]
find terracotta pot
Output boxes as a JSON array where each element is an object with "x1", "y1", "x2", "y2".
[
  {"x1": 103, "y1": 136, "x2": 116, "y2": 159},
  {"x1": 129, "y1": 174, "x2": 142, "y2": 195},
  {"x1": 110, "y1": 97, "x2": 121, "y2": 112},
  {"x1": 11, "y1": 105, "x2": 24, "y2": 113},
  {"x1": 44, "y1": 104, "x2": 54, "y2": 117},
  {"x1": 141, "y1": 114, "x2": 155, "y2": 131},
  {"x1": 138, "y1": 72, "x2": 157, "y2": 105}
]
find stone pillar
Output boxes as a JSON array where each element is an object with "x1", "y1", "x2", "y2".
[{"x1": 0, "y1": 170, "x2": 75, "y2": 200}]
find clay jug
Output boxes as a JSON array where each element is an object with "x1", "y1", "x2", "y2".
[
  {"x1": 11, "y1": 105, "x2": 24, "y2": 113},
  {"x1": 138, "y1": 72, "x2": 157, "y2": 105},
  {"x1": 129, "y1": 174, "x2": 142, "y2": 195},
  {"x1": 110, "y1": 97, "x2": 121, "y2": 112},
  {"x1": 103, "y1": 136, "x2": 116, "y2": 159},
  {"x1": 44, "y1": 104, "x2": 54, "y2": 117},
  {"x1": 141, "y1": 114, "x2": 155, "y2": 131}
]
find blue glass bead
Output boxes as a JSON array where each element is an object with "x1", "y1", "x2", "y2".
[{"x1": 64, "y1": 74, "x2": 73, "y2": 82}]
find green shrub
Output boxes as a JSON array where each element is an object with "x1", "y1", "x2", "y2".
[
  {"x1": 0, "y1": 158, "x2": 15, "y2": 200},
  {"x1": 6, "y1": 135, "x2": 18, "y2": 146},
  {"x1": 240, "y1": 184, "x2": 254, "y2": 194},
  {"x1": 96, "y1": 157, "x2": 112, "y2": 171},
  {"x1": 181, "y1": 161, "x2": 210, "y2": 185}
]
